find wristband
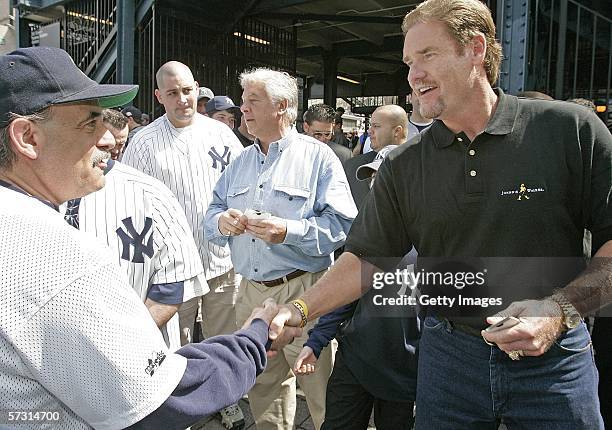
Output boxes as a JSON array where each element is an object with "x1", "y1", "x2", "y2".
[{"x1": 290, "y1": 299, "x2": 309, "y2": 328}]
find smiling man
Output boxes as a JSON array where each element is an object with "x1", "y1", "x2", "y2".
[{"x1": 270, "y1": 0, "x2": 612, "y2": 428}]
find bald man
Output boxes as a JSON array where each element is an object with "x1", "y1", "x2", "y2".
[
  {"x1": 122, "y1": 61, "x2": 246, "y2": 429},
  {"x1": 369, "y1": 105, "x2": 409, "y2": 152},
  {"x1": 345, "y1": 105, "x2": 409, "y2": 208}
]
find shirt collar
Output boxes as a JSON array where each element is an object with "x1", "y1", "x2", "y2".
[
  {"x1": 104, "y1": 159, "x2": 115, "y2": 175},
  {"x1": 0, "y1": 179, "x2": 59, "y2": 211},
  {"x1": 431, "y1": 88, "x2": 518, "y2": 149},
  {"x1": 254, "y1": 127, "x2": 296, "y2": 155}
]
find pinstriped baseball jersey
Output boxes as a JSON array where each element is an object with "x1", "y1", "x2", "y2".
[
  {"x1": 65, "y1": 161, "x2": 207, "y2": 351},
  {"x1": 0, "y1": 186, "x2": 186, "y2": 429},
  {"x1": 122, "y1": 113, "x2": 243, "y2": 280}
]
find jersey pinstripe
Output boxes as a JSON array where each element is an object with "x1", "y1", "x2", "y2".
[
  {"x1": 122, "y1": 113, "x2": 244, "y2": 280},
  {"x1": 67, "y1": 161, "x2": 206, "y2": 350}
]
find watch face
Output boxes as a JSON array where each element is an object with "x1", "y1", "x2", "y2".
[{"x1": 567, "y1": 315, "x2": 581, "y2": 329}]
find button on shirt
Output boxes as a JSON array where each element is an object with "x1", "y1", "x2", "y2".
[{"x1": 205, "y1": 128, "x2": 357, "y2": 281}]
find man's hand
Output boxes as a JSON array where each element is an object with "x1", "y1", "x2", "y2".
[
  {"x1": 294, "y1": 346, "x2": 317, "y2": 375},
  {"x1": 218, "y1": 208, "x2": 248, "y2": 237},
  {"x1": 481, "y1": 299, "x2": 565, "y2": 356},
  {"x1": 241, "y1": 299, "x2": 302, "y2": 357},
  {"x1": 242, "y1": 298, "x2": 279, "y2": 329},
  {"x1": 269, "y1": 303, "x2": 303, "y2": 338},
  {"x1": 245, "y1": 217, "x2": 287, "y2": 244}
]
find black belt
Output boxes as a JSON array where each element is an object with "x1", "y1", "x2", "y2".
[
  {"x1": 444, "y1": 319, "x2": 486, "y2": 337},
  {"x1": 256, "y1": 269, "x2": 308, "y2": 287},
  {"x1": 449, "y1": 321, "x2": 482, "y2": 337}
]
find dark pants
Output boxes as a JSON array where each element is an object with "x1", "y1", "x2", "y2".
[
  {"x1": 593, "y1": 317, "x2": 612, "y2": 429},
  {"x1": 416, "y1": 316, "x2": 603, "y2": 430},
  {"x1": 322, "y1": 349, "x2": 415, "y2": 430}
]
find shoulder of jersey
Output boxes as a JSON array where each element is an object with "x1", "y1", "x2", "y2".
[
  {"x1": 1, "y1": 189, "x2": 115, "y2": 265},
  {"x1": 193, "y1": 113, "x2": 235, "y2": 131},
  {"x1": 108, "y1": 161, "x2": 178, "y2": 198},
  {"x1": 128, "y1": 116, "x2": 166, "y2": 145}
]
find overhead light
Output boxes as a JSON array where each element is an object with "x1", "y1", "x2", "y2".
[
  {"x1": 67, "y1": 11, "x2": 113, "y2": 26},
  {"x1": 337, "y1": 75, "x2": 360, "y2": 84},
  {"x1": 233, "y1": 32, "x2": 270, "y2": 45}
]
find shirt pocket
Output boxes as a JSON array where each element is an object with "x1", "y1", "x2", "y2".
[
  {"x1": 227, "y1": 185, "x2": 250, "y2": 212},
  {"x1": 272, "y1": 184, "x2": 311, "y2": 219}
]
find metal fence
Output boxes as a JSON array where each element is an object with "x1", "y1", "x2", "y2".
[
  {"x1": 526, "y1": 0, "x2": 611, "y2": 101},
  {"x1": 135, "y1": 6, "x2": 296, "y2": 119},
  {"x1": 64, "y1": 0, "x2": 117, "y2": 80}
]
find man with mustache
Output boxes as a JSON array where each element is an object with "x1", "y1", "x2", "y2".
[
  {"x1": 0, "y1": 46, "x2": 292, "y2": 429},
  {"x1": 270, "y1": 0, "x2": 612, "y2": 428},
  {"x1": 63, "y1": 110, "x2": 205, "y2": 351}
]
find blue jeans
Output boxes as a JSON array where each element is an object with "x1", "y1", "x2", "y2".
[{"x1": 415, "y1": 316, "x2": 603, "y2": 429}]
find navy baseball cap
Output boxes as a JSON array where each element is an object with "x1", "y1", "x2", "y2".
[
  {"x1": 206, "y1": 96, "x2": 240, "y2": 114},
  {"x1": 0, "y1": 47, "x2": 138, "y2": 127},
  {"x1": 121, "y1": 106, "x2": 143, "y2": 123}
]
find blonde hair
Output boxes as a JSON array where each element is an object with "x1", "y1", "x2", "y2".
[{"x1": 402, "y1": 0, "x2": 502, "y2": 85}]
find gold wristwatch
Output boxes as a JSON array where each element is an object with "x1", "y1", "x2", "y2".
[{"x1": 550, "y1": 292, "x2": 581, "y2": 329}]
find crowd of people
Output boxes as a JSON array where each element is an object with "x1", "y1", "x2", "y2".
[{"x1": 1, "y1": 0, "x2": 611, "y2": 429}]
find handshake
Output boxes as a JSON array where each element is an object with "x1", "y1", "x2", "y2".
[{"x1": 241, "y1": 298, "x2": 304, "y2": 356}]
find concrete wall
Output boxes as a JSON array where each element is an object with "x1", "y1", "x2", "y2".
[{"x1": 0, "y1": 0, "x2": 17, "y2": 54}]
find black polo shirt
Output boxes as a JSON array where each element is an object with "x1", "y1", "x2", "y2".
[{"x1": 345, "y1": 89, "x2": 612, "y2": 319}]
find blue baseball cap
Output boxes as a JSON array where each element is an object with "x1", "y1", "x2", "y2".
[
  {"x1": 206, "y1": 96, "x2": 240, "y2": 114},
  {"x1": 0, "y1": 47, "x2": 138, "y2": 127}
]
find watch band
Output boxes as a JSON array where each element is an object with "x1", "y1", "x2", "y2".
[{"x1": 550, "y1": 292, "x2": 581, "y2": 329}]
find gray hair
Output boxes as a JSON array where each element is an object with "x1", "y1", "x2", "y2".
[
  {"x1": 0, "y1": 107, "x2": 53, "y2": 171},
  {"x1": 239, "y1": 68, "x2": 298, "y2": 127}
]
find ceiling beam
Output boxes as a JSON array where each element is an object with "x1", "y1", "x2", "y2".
[
  {"x1": 250, "y1": 0, "x2": 316, "y2": 15},
  {"x1": 334, "y1": 23, "x2": 384, "y2": 46},
  {"x1": 298, "y1": 34, "x2": 404, "y2": 58},
  {"x1": 255, "y1": 12, "x2": 403, "y2": 25},
  {"x1": 297, "y1": 31, "x2": 332, "y2": 51}
]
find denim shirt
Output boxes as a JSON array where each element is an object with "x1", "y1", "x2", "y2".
[{"x1": 204, "y1": 128, "x2": 357, "y2": 281}]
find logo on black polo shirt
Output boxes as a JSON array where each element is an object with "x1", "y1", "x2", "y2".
[{"x1": 500, "y1": 183, "x2": 545, "y2": 200}]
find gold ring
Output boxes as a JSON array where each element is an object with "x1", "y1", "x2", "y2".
[{"x1": 508, "y1": 350, "x2": 522, "y2": 361}]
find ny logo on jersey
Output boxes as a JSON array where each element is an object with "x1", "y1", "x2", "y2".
[
  {"x1": 116, "y1": 217, "x2": 154, "y2": 263},
  {"x1": 208, "y1": 146, "x2": 231, "y2": 172}
]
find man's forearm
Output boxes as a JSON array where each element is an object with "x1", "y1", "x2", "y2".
[
  {"x1": 560, "y1": 240, "x2": 612, "y2": 316},
  {"x1": 145, "y1": 299, "x2": 181, "y2": 327},
  {"x1": 300, "y1": 252, "x2": 376, "y2": 320}
]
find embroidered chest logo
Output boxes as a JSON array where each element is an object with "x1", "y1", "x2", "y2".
[
  {"x1": 209, "y1": 146, "x2": 231, "y2": 171},
  {"x1": 145, "y1": 351, "x2": 166, "y2": 376},
  {"x1": 116, "y1": 217, "x2": 154, "y2": 263},
  {"x1": 500, "y1": 183, "x2": 545, "y2": 200}
]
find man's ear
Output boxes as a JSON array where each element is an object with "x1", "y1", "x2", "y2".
[
  {"x1": 469, "y1": 32, "x2": 487, "y2": 66},
  {"x1": 154, "y1": 88, "x2": 163, "y2": 104},
  {"x1": 8, "y1": 118, "x2": 41, "y2": 160},
  {"x1": 303, "y1": 121, "x2": 310, "y2": 133},
  {"x1": 277, "y1": 99, "x2": 288, "y2": 116},
  {"x1": 394, "y1": 125, "x2": 403, "y2": 139}
]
